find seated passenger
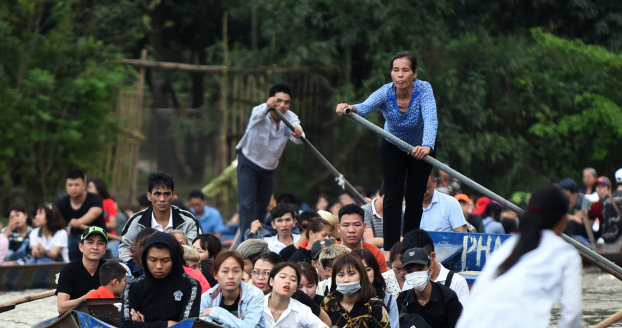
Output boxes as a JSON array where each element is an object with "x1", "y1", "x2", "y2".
[
  {"x1": 401, "y1": 229, "x2": 470, "y2": 305},
  {"x1": 28, "y1": 203, "x2": 69, "y2": 263},
  {"x1": 264, "y1": 262, "x2": 328, "y2": 328},
  {"x1": 420, "y1": 171, "x2": 467, "y2": 232},
  {"x1": 247, "y1": 204, "x2": 301, "y2": 253},
  {"x1": 251, "y1": 252, "x2": 332, "y2": 326},
  {"x1": 120, "y1": 232, "x2": 200, "y2": 327},
  {"x1": 86, "y1": 261, "x2": 127, "y2": 299},
  {"x1": 56, "y1": 226, "x2": 108, "y2": 315},
  {"x1": 321, "y1": 253, "x2": 390, "y2": 328},
  {"x1": 200, "y1": 251, "x2": 266, "y2": 328},
  {"x1": 397, "y1": 248, "x2": 462, "y2": 328}
]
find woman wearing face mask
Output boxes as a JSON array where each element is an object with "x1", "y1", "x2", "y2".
[
  {"x1": 398, "y1": 248, "x2": 462, "y2": 328},
  {"x1": 289, "y1": 217, "x2": 333, "y2": 263},
  {"x1": 296, "y1": 262, "x2": 323, "y2": 305},
  {"x1": 352, "y1": 249, "x2": 399, "y2": 328},
  {"x1": 264, "y1": 262, "x2": 328, "y2": 328},
  {"x1": 200, "y1": 251, "x2": 266, "y2": 328},
  {"x1": 457, "y1": 186, "x2": 582, "y2": 328},
  {"x1": 322, "y1": 253, "x2": 390, "y2": 328}
]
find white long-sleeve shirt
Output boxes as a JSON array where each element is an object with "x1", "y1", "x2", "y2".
[
  {"x1": 263, "y1": 293, "x2": 328, "y2": 328},
  {"x1": 457, "y1": 230, "x2": 583, "y2": 328},
  {"x1": 236, "y1": 103, "x2": 303, "y2": 170}
]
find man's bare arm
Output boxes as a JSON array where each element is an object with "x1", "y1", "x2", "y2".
[
  {"x1": 454, "y1": 225, "x2": 467, "y2": 233},
  {"x1": 57, "y1": 292, "x2": 86, "y2": 315}
]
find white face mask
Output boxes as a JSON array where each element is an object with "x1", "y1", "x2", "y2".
[
  {"x1": 336, "y1": 281, "x2": 361, "y2": 297},
  {"x1": 405, "y1": 270, "x2": 429, "y2": 292}
]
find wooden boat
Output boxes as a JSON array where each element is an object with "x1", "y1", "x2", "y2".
[
  {"x1": 427, "y1": 231, "x2": 512, "y2": 285},
  {"x1": 32, "y1": 298, "x2": 224, "y2": 328},
  {"x1": 574, "y1": 235, "x2": 622, "y2": 264},
  {"x1": 0, "y1": 262, "x2": 65, "y2": 291}
]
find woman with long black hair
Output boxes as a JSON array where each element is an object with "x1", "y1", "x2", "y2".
[
  {"x1": 336, "y1": 50, "x2": 437, "y2": 253},
  {"x1": 457, "y1": 186, "x2": 582, "y2": 328}
]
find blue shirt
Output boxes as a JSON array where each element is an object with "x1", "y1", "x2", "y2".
[
  {"x1": 482, "y1": 217, "x2": 506, "y2": 234},
  {"x1": 354, "y1": 80, "x2": 438, "y2": 151},
  {"x1": 191, "y1": 205, "x2": 226, "y2": 234},
  {"x1": 420, "y1": 190, "x2": 467, "y2": 232}
]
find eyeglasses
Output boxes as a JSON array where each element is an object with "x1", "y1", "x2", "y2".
[{"x1": 250, "y1": 270, "x2": 271, "y2": 278}]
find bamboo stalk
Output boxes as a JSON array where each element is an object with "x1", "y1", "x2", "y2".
[
  {"x1": 594, "y1": 309, "x2": 622, "y2": 328},
  {"x1": 343, "y1": 108, "x2": 622, "y2": 281},
  {"x1": 0, "y1": 289, "x2": 56, "y2": 307},
  {"x1": 120, "y1": 59, "x2": 322, "y2": 74}
]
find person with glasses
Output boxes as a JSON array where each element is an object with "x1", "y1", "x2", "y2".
[
  {"x1": 119, "y1": 171, "x2": 202, "y2": 261},
  {"x1": 251, "y1": 252, "x2": 332, "y2": 326},
  {"x1": 28, "y1": 203, "x2": 69, "y2": 263},
  {"x1": 236, "y1": 82, "x2": 304, "y2": 241},
  {"x1": 382, "y1": 242, "x2": 405, "y2": 298},
  {"x1": 200, "y1": 251, "x2": 266, "y2": 328}
]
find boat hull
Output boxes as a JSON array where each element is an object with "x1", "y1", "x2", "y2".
[{"x1": 0, "y1": 262, "x2": 65, "y2": 291}]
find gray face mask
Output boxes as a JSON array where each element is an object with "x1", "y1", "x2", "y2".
[{"x1": 336, "y1": 281, "x2": 361, "y2": 297}]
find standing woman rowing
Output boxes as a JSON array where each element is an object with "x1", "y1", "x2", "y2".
[{"x1": 336, "y1": 51, "x2": 437, "y2": 252}]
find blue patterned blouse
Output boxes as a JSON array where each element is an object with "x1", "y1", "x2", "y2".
[{"x1": 354, "y1": 80, "x2": 438, "y2": 151}]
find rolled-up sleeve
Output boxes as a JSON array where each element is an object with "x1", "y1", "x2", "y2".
[{"x1": 420, "y1": 82, "x2": 438, "y2": 150}]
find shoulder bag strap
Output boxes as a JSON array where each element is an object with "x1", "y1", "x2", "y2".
[{"x1": 445, "y1": 270, "x2": 454, "y2": 288}]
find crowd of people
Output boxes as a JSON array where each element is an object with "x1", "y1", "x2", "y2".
[{"x1": 2, "y1": 50, "x2": 619, "y2": 328}]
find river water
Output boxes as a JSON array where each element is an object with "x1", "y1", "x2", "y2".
[{"x1": 0, "y1": 266, "x2": 621, "y2": 327}]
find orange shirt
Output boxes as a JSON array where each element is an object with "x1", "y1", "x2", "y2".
[
  {"x1": 183, "y1": 266, "x2": 211, "y2": 294},
  {"x1": 85, "y1": 285, "x2": 115, "y2": 299},
  {"x1": 338, "y1": 240, "x2": 388, "y2": 273}
]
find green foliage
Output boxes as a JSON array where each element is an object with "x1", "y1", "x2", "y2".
[{"x1": 0, "y1": 0, "x2": 134, "y2": 209}]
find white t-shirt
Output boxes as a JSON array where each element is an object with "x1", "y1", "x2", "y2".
[
  {"x1": 264, "y1": 234, "x2": 301, "y2": 253},
  {"x1": 29, "y1": 228, "x2": 69, "y2": 262},
  {"x1": 264, "y1": 293, "x2": 328, "y2": 328}
]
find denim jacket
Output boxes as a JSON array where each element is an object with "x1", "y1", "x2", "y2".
[{"x1": 200, "y1": 281, "x2": 266, "y2": 328}]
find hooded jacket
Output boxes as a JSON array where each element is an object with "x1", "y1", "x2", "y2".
[
  {"x1": 119, "y1": 205, "x2": 201, "y2": 261},
  {"x1": 120, "y1": 232, "x2": 201, "y2": 328},
  {"x1": 200, "y1": 281, "x2": 266, "y2": 328}
]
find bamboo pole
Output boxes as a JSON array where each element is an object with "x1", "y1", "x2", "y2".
[
  {"x1": 219, "y1": 11, "x2": 229, "y2": 172},
  {"x1": 130, "y1": 49, "x2": 147, "y2": 204},
  {"x1": 120, "y1": 59, "x2": 321, "y2": 74},
  {"x1": 343, "y1": 108, "x2": 622, "y2": 281},
  {"x1": 268, "y1": 108, "x2": 366, "y2": 204},
  {"x1": 594, "y1": 309, "x2": 622, "y2": 328},
  {"x1": 0, "y1": 289, "x2": 56, "y2": 312}
]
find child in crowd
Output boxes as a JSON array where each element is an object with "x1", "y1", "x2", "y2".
[
  {"x1": 264, "y1": 262, "x2": 328, "y2": 328},
  {"x1": 316, "y1": 244, "x2": 351, "y2": 296},
  {"x1": 124, "y1": 228, "x2": 158, "y2": 279},
  {"x1": 182, "y1": 244, "x2": 211, "y2": 294},
  {"x1": 86, "y1": 261, "x2": 127, "y2": 299}
]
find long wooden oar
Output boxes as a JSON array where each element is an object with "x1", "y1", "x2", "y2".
[
  {"x1": 79, "y1": 224, "x2": 122, "y2": 241},
  {"x1": 0, "y1": 289, "x2": 56, "y2": 313},
  {"x1": 269, "y1": 107, "x2": 368, "y2": 204},
  {"x1": 343, "y1": 108, "x2": 622, "y2": 281},
  {"x1": 594, "y1": 309, "x2": 622, "y2": 328}
]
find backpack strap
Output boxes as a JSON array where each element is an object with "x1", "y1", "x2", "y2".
[{"x1": 445, "y1": 270, "x2": 455, "y2": 288}]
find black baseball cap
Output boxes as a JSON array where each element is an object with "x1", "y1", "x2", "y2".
[
  {"x1": 558, "y1": 178, "x2": 578, "y2": 193},
  {"x1": 402, "y1": 247, "x2": 430, "y2": 267},
  {"x1": 311, "y1": 239, "x2": 335, "y2": 259},
  {"x1": 81, "y1": 226, "x2": 108, "y2": 244}
]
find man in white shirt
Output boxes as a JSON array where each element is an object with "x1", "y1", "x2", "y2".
[
  {"x1": 236, "y1": 82, "x2": 304, "y2": 240},
  {"x1": 420, "y1": 170, "x2": 467, "y2": 232},
  {"x1": 402, "y1": 229, "x2": 470, "y2": 305},
  {"x1": 248, "y1": 203, "x2": 301, "y2": 253}
]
